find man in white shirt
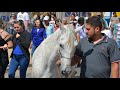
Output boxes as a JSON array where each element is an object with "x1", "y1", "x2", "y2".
[
  {"x1": 17, "y1": 12, "x2": 24, "y2": 21},
  {"x1": 17, "y1": 12, "x2": 30, "y2": 32}
]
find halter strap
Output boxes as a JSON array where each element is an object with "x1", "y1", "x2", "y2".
[{"x1": 58, "y1": 50, "x2": 71, "y2": 59}]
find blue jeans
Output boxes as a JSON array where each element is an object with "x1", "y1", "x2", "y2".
[
  {"x1": 8, "y1": 54, "x2": 29, "y2": 78},
  {"x1": 31, "y1": 44, "x2": 38, "y2": 57}
]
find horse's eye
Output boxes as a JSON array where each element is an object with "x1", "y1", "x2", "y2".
[{"x1": 60, "y1": 44, "x2": 64, "y2": 49}]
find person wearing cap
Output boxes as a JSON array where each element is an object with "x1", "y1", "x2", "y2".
[
  {"x1": 8, "y1": 13, "x2": 17, "y2": 35},
  {"x1": 43, "y1": 15, "x2": 54, "y2": 37}
]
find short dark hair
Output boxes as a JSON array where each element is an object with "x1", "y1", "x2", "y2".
[
  {"x1": 78, "y1": 17, "x2": 84, "y2": 25},
  {"x1": 51, "y1": 13, "x2": 56, "y2": 17},
  {"x1": 86, "y1": 16, "x2": 102, "y2": 31}
]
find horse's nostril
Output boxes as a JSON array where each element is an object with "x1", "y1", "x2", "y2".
[
  {"x1": 61, "y1": 70, "x2": 65, "y2": 75},
  {"x1": 61, "y1": 69, "x2": 71, "y2": 76}
]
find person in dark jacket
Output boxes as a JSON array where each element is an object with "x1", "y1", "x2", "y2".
[
  {"x1": 8, "y1": 20, "x2": 31, "y2": 78},
  {"x1": 0, "y1": 23, "x2": 13, "y2": 78},
  {"x1": 30, "y1": 18, "x2": 46, "y2": 57}
]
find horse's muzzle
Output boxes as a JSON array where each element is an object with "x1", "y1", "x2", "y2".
[{"x1": 61, "y1": 67, "x2": 72, "y2": 77}]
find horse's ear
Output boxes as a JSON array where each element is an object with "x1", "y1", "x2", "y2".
[
  {"x1": 74, "y1": 40, "x2": 78, "y2": 46},
  {"x1": 74, "y1": 25, "x2": 84, "y2": 34}
]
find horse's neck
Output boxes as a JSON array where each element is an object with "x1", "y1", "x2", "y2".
[{"x1": 43, "y1": 29, "x2": 61, "y2": 44}]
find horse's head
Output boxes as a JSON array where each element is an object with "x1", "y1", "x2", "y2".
[{"x1": 58, "y1": 22, "x2": 78, "y2": 77}]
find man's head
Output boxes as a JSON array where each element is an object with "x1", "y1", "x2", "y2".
[
  {"x1": 70, "y1": 13, "x2": 76, "y2": 20},
  {"x1": 51, "y1": 13, "x2": 57, "y2": 21},
  {"x1": 85, "y1": 16, "x2": 102, "y2": 40},
  {"x1": 11, "y1": 13, "x2": 16, "y2": 19},
  {"x1": 113, "y1": 12, "x2": 117, "y2": 17},
  {"x1": 43, "y1": 15, "x2": 50, "y2": 26},
  {"x1": 96, "y1": 12, "x2": 103, "y2": 18},
  {"x1": 78, "y1": 17, "x2": 84, "y2": 26},
  {"x1": 62, "y1": 18, "x2": 67, "y2": 25}
]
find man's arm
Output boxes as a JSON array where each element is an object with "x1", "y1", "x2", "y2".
[
  {"x1": 111, "y1": 62, "x2": 119, "y2": 78},
  {"x1": 108, "y1": 39, "x2": 120, "y2": 78}
]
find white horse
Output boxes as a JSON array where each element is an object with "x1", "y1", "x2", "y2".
[{"x1": 31, "y1": 23, "x2": 79, "y2": 78}]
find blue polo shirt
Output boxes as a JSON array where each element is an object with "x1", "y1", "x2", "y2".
[{"x1": 13, "y1": 41, "x2": 23, "y2": 55}]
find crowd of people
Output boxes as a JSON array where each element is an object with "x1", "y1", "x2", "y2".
[{"x1": 0, "y1": 12, "x2": 120, "y2": 78}]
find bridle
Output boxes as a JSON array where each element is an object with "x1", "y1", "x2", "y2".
[
  {"x1": 56, "y1": 49, "x2": 72, "y2": 78},
  {"x1": 58, "y1": 49, "x2": 72, "y2": 60}
]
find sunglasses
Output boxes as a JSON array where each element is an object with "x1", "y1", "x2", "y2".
[{"x1": 14, "y1": 26, "x2": 21, "y2": 29}]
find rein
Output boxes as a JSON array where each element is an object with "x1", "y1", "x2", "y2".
[{"x1": 58, "y1": 50, "x2": 71, "y2": 60}]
